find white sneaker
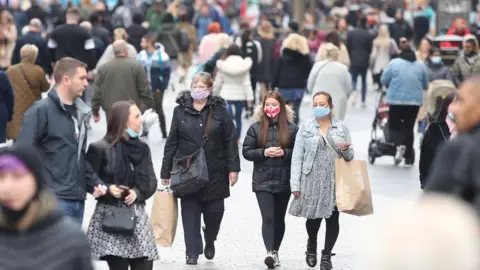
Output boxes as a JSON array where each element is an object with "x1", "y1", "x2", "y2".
[
  {"x1": 264, "y1": 252, "x2": 276, "y2": 269},
  {"x1": 394, "y1": 145, "x2": 406, "y2": 165},
  {"x1": 273, "y1": 251, "x2": 281, "y2": 267}
]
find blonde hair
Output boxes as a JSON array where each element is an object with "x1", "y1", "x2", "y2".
[
  {"x1": 113, "y1": 28, "x2": 128, "y2": 41},
  {"x1": 20, "y1": 44, "x2": 38, "y2": 63},
  {"x1": 363, "y1": 194, "x2": 480, "y2": 270},
  {"x1": 323, "y1": 43, "x2": 339, "y2": 61},
  {"x1": 374, "y1": 25, "x2": 391, "y2": 48},
  {"x1": 282, "y1": 33, "x2": 309, "y2": 55},
  {"x1": 217, "y1": 33, "x2": 230, "y2": 49}
]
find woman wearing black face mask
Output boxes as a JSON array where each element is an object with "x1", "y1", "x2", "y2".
[{"x1": 0, "y1": 144, "x2": 94, "y2": 270}]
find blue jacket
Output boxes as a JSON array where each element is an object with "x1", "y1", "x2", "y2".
[
  {"x1": 381, "y1": 58, "x2": 429, "y2": 106},
  {"x1": 290, "y1": 118, "x2": 354, "y2": 192}
]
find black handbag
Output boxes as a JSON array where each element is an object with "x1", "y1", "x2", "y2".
[
  {"x1": 101, "y1": 147, "x2": 137, "y2": 235},
  {"x1": 102, "y1": 205, "x2": 137, "y2": 235},
  {"x1": 170, "y1": 108, "x2": 212, "y2": 196}
]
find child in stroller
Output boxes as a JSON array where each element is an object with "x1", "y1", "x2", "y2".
[{"x1": 367, "y1": 91, "x2": 398, "y2": 164}]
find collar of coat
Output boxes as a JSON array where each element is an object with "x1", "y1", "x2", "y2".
[
  {"x1": 176, "y1": 90, "x2": 227, "y2": 113},
  {"x1": 48, "y1": 88, "x2": 91, "y2": 117}
]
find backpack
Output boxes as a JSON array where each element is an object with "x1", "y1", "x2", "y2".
[{"x1": 178, "y1": 31, "x2": 190, "y2": 53}]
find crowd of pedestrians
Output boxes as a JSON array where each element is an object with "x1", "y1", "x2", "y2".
[{"x1": 2, "y1": 1, "x2": 480, "y2": 270}]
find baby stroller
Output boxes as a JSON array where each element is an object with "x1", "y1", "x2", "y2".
[{"x1": 367, "y1": 91, "x2": 397, "y2": 165}]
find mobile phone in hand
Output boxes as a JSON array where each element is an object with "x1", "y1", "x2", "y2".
[{"x1": 119, "y1": 185, "x2": 129, "y2": 190}]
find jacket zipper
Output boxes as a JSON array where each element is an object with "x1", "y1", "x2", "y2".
[{"x1": 273, "y1": 124, "x2": 277, "y2": 147}]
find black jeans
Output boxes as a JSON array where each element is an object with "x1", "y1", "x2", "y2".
[
  {"x1": 306, "y1": 209, "x2": 340, "y2": 253},
  {"x1": 104, "y1": 256, "x2": 153, "y2": 270},
  {"x1": 154, "y1": 90, "x2": 167, "y2": 137},
  {"x1": 255, "y1": 192, "x2": 291, "y2": 251},
  {"x1": 181, "y1": 199, "x2": 225, "y2": 257},
  {"x1": 388, "y1": 105, "x2": 420, "y2": 160}
]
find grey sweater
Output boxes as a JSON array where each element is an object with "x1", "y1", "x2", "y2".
[{"x1": 0, "y1": 191, "x2": 94, "y2": 270}]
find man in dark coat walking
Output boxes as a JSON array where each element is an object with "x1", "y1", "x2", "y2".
[{"x1": 0, "y1": 71, "x2": 13, "y2": 144}]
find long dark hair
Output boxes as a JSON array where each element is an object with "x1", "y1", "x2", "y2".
[
  {"x1": 222, "y1": 44, "x2": 242, "y2": 60},
  {"x1": 259, "y1": 91, "x2": 291, "y2": 148},
  {"x1": 435, "y1": 92, "x2": 455, "y2": 122},
  {"x1": 106, "y1": 100, "x2": 136, "y2": 145},
  {"x1": 240, "y1": 29, "x2": 252, "y2": 57}
]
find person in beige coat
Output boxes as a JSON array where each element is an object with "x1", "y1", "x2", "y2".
[
  {"x1": 0, "y1": 11, "x2": 18, "y2": 70},
  {"x1": 6, "y1": 44, "x2": 50, "y2": 139},
  {"x1": 315, "y1": 31, "x2": 350, "y2": 67}
]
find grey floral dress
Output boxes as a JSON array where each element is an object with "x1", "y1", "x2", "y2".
[{"x1": 289, "y1": 118, "x2": 354, "y2": 219}]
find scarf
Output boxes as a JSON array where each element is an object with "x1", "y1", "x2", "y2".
[
  {"x1": 446, "y1": 116, "x2": 457, "y2": 139},
  {"x1": 113, "y1": 138, "x2": 149, "y2": 188},
  {"x1": 399, "y1": 49, "x2": 417, "y2": 62}
]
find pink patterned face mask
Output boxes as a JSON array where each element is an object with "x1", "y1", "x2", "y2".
[{"x1": 264, "y1": 107, "x2": 280, "y2": 118}]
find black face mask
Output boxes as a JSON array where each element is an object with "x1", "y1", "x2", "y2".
[{"x1": 465, "y1": 51, "x2": 477, "y2": 57}]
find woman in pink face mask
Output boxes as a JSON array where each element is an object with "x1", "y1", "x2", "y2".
[{"x1": 242, "y1": 91, "x2": 298, "y2": 269}]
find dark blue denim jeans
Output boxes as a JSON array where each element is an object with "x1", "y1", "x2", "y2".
[
  {"x1": 226, "y1": 100, "x2": 244, "y2": 140},
  {"x1": 350, "y1": 67, "x2": 368, "y2": 103},
  {"x1": 58, "y1": 199, "x2": 85, "y2": 224}
]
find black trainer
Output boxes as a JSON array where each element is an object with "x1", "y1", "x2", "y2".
[
  {"x1": 305, "y1": 238, "x2": 317, "y2": 267},
  {"x1": 186, "y1": 255, "x2": 198, "y2": 265}
]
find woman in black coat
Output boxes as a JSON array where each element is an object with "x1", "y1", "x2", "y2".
[
  {"x1": 419, "y1": 93, "x2": 456, "y2": 189},
  {"x1": 86, "y1": 100, "x2": 158, "y2": 270},
  {"x1": 160, "y1": 72, "x2": 240, "y2": 265},
  {"x1": 242, "y1": 91, "x2": 298, "y2": 269},
  {"x1": 0, "y1": 70, "x2": 13, "y2": 143}
]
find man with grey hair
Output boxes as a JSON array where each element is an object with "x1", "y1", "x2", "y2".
[
  {"x1": 92, "y1": 40, "x2": 153, "y2": 127},
  {"x1": 12, "y1": 18, "x2": 51, "y2": 75}
]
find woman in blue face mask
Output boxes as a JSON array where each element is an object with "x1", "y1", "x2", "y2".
[
  {"x1": 288, "y1": 91, "x2": 354, "y2": 270},
  {"x1": 85, "y1": 100, "x2": 159, "y2": 270},
  {"x1": 425, "y1": 47, "x2": 452, "y2": 82}
]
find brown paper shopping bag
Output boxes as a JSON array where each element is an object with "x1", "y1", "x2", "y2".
[
  {"x1": 335, "y1": 159, "x2": 374, "y2": 216},
  {"x1": 150, "y1": 188, "x2": 178, "y2": 247}
]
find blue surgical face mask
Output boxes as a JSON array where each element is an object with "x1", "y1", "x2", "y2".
[
  {"x1": 431, "y1": 56, "x2": 442, "y2": 64},
  {"x1": 313, "y1": 106, "x2": 331, "y2": 118},
  {"x1": 126, "y1": 127, "x2": 139, "y2": 138},
  {"x1": 448, "y1": 112, "x2": 456, "y2": 122}
]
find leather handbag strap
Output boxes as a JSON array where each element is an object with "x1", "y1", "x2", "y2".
[{"x1": 19, "y1": 65, "x2": 34, "y2": 89}]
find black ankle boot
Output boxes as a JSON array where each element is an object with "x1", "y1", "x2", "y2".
[
  {"x1": 305, "y1": 238, "x2": 317, "y2": 267},
  {"x1": 186, "y1": 255, "x2": 198, "y2": 265},
  {"x1": 320, "y1": 250, "x2": 335, "y2": 270},
  {"x1": 202, "y1": 226, "x2": 215, "y2": 260}
]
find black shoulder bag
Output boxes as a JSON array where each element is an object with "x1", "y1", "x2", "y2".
[
  {"x1": 170, "y1": 108, "x2": 213, "y2": 196},
  {"x1": 102, "y1": 147, "x2": 137, "y2": 236}
]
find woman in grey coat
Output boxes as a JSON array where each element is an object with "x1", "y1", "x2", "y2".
[
  {"x1": 289, "y1": 92, "x2": 354, "y2": 270},
  {"x1": 307, "y1": 44, "x2": 352, "y2": 120}
]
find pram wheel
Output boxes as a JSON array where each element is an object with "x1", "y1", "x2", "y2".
[{"x1": 368, "y1": 154, "x2": 376, "y2": 164}]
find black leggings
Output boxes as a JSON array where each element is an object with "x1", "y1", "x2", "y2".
[
  {"x1": 104, "y1": 256, "x2": 153, "y2": 270},
  {"x1": 256, "y1": 192, "x2": 290, "y2": 251},
  {"x1": 388, "y1": 105, "x2": 420, "y2": 159},
  {"x1": 305, "y1": 209, "x2": 340, "y2": 253}
]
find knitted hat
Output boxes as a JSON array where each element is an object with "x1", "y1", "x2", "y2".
[{"x1": 0, "y1": 144, "x2": 45, "y2": 190}]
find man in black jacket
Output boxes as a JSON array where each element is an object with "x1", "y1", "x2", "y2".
[
  {"x1": 12, "y1": 19, "x2": 52, "y2": 76},
  {"x1": 426, "y1": 76, "x2": 480, "y2": 212},
  {"x1": 16, "y1": 57, "x2": 106, "y2": 224},
  {"x1": 48, "y1": 7, "x2": 96, "y2": 71}
]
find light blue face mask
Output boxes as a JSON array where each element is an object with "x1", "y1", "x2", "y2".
[
  {"x1": 126, "y1": 128, "x2": 139, "y2": 138},
  {"x1": 431, "y1": 56, "x2": 442, "y2": 64},
  {"x1": 448, "y1": 112, "x2": 456, "y2": 122},
  {"x1": 313, "y1": 106, "x2": 331, "y2": 118}
]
